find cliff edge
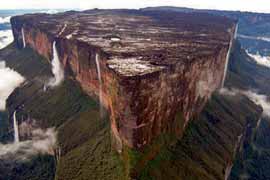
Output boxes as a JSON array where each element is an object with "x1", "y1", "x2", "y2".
[{"x1": 10, "y1": 9, "x2": 237, "y2": 151}]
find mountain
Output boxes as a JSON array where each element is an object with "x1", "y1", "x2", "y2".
[
  {"x1": 10, "y1": 9, "x2": 236, "y2": 150},
  {"x1": 0, "y1": 41, "x2": 261, "y2": 180},
  {"x1": 0, "y1": 8, "x2": 269, "y2": 180}
]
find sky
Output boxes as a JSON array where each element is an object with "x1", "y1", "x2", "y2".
[{"x1": 0, "y1": 0, "x2": 270, "y2": 13}]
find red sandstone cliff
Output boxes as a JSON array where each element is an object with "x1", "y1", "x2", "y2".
[{"x1": 11, "y1": 9, "x2": 236, "y2": 151}]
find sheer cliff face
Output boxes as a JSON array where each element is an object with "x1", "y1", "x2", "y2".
[{"x1": 11, "y1": 10, "x2": 236, "y2": 150}]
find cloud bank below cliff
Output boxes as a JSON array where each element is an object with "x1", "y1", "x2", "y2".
[
  {"x1": 0, "y1": 61, "x2": 24, "y2": 110},
  {"x1": 238, "y1": 34, "x2": 270, "y2": 43},
  {"x1": 220, "y1": 88, "x2": 270, "y2": 117},
  {"x1": 247, "y1": 52, "x2": 270, "y2": 69},
  {"x1": 0, "y1": 128, "x2": 57, "y2": 161},
  {"x1": 0, "y1": 16, "x2": 11, "y2": 24},
  {"x1": 0, "y1": 30, "x2": 13, "y2": 49},
  {"x1": 243, "y1": 90, "x2": 270, "y2": 117}
]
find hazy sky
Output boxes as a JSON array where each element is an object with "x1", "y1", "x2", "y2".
[{"x1": 1, "y1": 0, "x2": 270, "y2": 13}]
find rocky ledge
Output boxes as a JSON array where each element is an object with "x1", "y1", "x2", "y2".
[{"x1": 11, "y1": 9, "x2": 236, "y2": 151}]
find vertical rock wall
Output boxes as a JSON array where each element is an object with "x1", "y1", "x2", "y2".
[{"x1": 11, "y1": 13, "x2": 236, "y2": 151}]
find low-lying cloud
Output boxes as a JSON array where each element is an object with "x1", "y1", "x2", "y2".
[
  {"x1": 42, "y1": 9, "x2": 59, "y2": 14},
  {"x1": 238, "y1": 34, "x2": 270, "y2": 43},
  {"x1": 0, "y1": 61, "x2": 24, "y2": 110},
  {"x1": 0, "y1": 30, "x2": 13, "y2": 49},
  {"x1": 247, "y1": 52, "x2": 270, "y2": 68},
  {"x1": 0, "y1": 16, "x2": 11, "y2": 24},
  {"x1": 0, "y1": 127, "x2": 57, "y2": 161},
  {"x1": 219, "y1": 88, "x2": 270, "y2": 117},
  {"x1": 243, "y1": 90, "x2": 270, "y2": 117},
  {"x1": 219, "y1": 87, "x2": 238, "y2": 96}
]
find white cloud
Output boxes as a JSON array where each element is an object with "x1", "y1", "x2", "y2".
[
  {"x1": 247, "y1": 52, "x2": 270, "y2": 69},
  {"x1": 219, "y1": 88, "x2": 238, "y2": 96},
  {"x1": 0, "y1": 30, "x2": 13, "y2": 50},
  {"x1": 41, "y1": 9, "x2": 59, "y2": 14},
  {"x1": 0, "y1": 128, "x2": 57, "y2": 161},
  {"x1": 0, "y1": 16, "x2": 11, "y2": 24},
  {"x1": 219, "y1": 88, "x2": 270, "y2": 117},
  {"x1": 0, "y1": 0, "x2": 270, "y2": 13},
  {"x1": 238, "y1": 35, "x2": 270, "y2": 43},
  {"x1": 0, "y1": 62, "x2": 24, "y2": 110},
  {"x1": 243, "y1": 90, "x2": 270, "y2": 117}
]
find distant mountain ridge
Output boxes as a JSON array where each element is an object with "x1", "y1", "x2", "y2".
[{"x1": 142, "y1": 6, "x2": 270, "y2": 55}]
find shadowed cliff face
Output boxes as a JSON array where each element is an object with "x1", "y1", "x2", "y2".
[{"x1": 11, "y1": 9, "x2": 236, "y2": 150}]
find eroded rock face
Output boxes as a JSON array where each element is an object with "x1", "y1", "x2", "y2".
[{"x1": 11, "y1": 9, "x2": 236, "y2": 150}]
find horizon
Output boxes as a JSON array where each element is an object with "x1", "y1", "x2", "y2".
[
  {"x1": 1, "y1": 0, "x2": 270, "y2": 13},
  {"x1": 0, "y1": 6, "x2": 269, "y2": 15}
]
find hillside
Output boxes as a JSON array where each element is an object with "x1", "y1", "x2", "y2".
[
  {"x1": 0, "y1": 39, "x2": 262, "y2": 180},
  {"x1": 0, "y1": 9, "x2": 267, "y2": 179}
]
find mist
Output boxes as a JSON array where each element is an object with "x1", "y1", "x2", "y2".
[
  {"x1": 238, "y1": 34, "x2": 270, "y2": 43},
  {"x1": 0, "y1": 127, "x2": 57, "y2": 161},
  {"x1": 0, "y1": 16, "x2": 10, "y2": 24},
  {"x1": 247, "y1": 52, "x2": 270, "y2": 69},
  {"x1": 219, "y1": 87, "x2": 238, "y2": 96},
  {"x1": 220, "y1": 88, "x2": 270, "y2": 117},
  {"x1": 0, "y1": 30, "x2": 13, "y2": 49},
  {"x1": 0, "y1": 61, "x2": 24, "y2": 110},
  {"x1": 243, "y1": 90, "x2": 270, "y2": 117}
]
